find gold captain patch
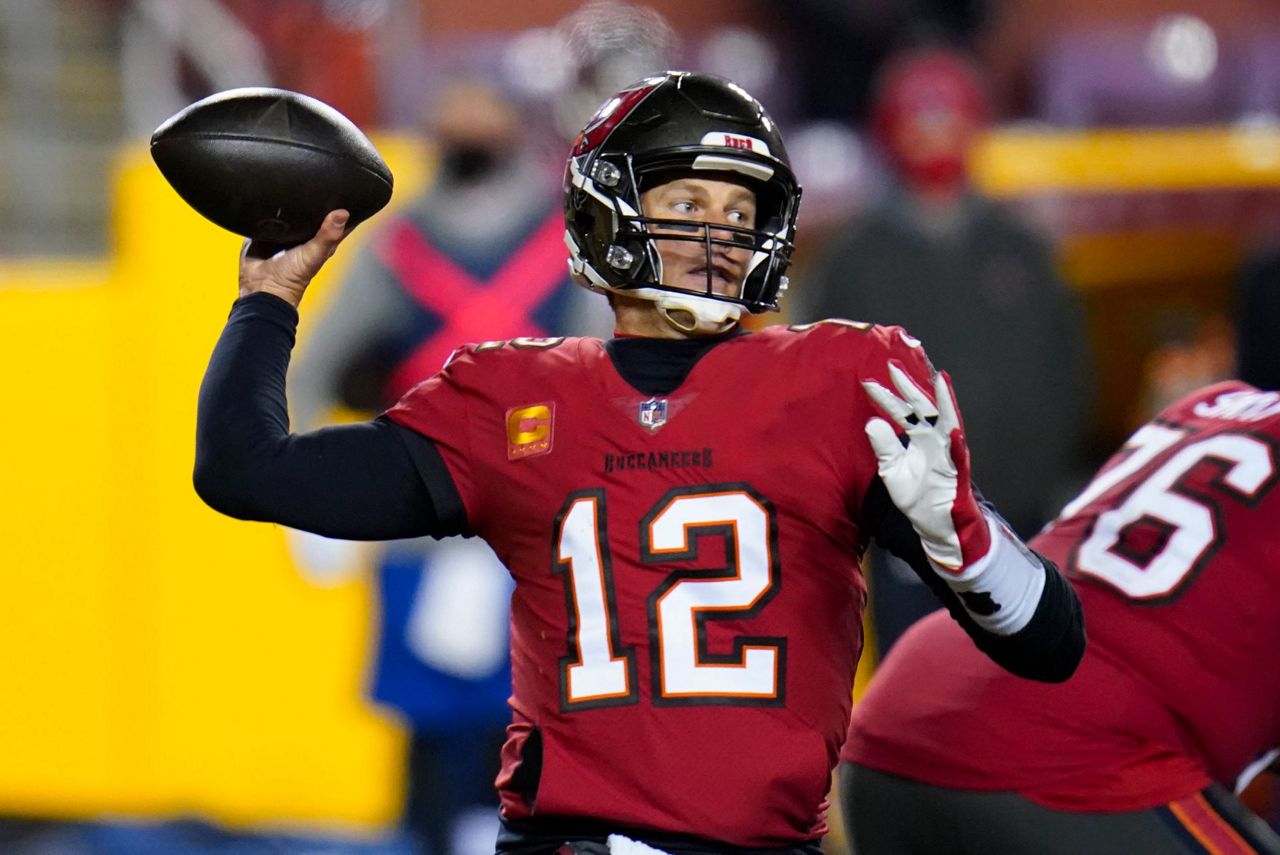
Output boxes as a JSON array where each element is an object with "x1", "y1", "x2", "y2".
[{"x1": 506, "y1": 403, "x2": 554, "y2": 460}]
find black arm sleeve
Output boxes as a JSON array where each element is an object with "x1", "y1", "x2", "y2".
[
  {"x1": 863, "y1": 477, "x2": 1085, "y2": 682},
  {"x1": 193, "y1": 292, "x2": 467, "y2": 540}
]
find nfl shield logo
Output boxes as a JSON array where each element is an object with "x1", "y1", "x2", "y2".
[{"x1": 638, "y1": 398, "x2": 668, "y2": 430}]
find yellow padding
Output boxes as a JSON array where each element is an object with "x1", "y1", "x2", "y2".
[{"x1": 974, "y1": 126, "x2": 1280, "y2": 195}]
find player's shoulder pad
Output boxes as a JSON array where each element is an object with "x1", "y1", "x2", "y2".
[
  {"x1": 441, "y1": 335, "x2": 578, "y2": 371},
  {"x1": 777, "y1": 317, "x2": 924, "y2": 354},
  {"x1": 770, "y1": 319, "x2": 937, "y2": 392}
]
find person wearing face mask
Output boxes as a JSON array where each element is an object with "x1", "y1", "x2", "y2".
[
  {"x1": 797, "y1": 43, "x2": 1095, "y2": 657},
  {"x1": 285, "y1": 76, "x2": 609, "y2": 855},
  {"x1": 290, "y1": 77, "x2": 610, "y2": 426}
]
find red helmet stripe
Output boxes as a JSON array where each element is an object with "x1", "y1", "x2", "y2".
[{"x1": 573, "y1": 80, "x2": 663, "y2": 156}]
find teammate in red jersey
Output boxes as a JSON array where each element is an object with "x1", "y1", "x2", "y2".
[
  {"x1": 840, "y1": 380, "x2": 1280, "y2": 854},
  {"x1": 194, "y1": 71, "x2": 1083, "y2": 853}
]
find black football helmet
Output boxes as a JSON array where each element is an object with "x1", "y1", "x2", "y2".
[{"x1": 564, "y1": 71, "x2": 801, "y2": 334}]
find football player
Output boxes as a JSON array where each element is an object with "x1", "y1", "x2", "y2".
[
  {"x1": 840, "y1": 381, "x2": 1280, "y2": 854},
  {"x1": 194, "y1": 71, "x2": 1084, "y2": 853}
]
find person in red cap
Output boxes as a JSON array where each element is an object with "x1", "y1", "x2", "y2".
[
  {"x1": 798, "y1": 44, "x2": 1095, "y2": 657},
  {"x1": 869, "y1": 46, "x2": 992, "y2": 201}
]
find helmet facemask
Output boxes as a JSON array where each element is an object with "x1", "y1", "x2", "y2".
[{"x1": 564, "y1": 72, "x2": 802, "y2": 335}]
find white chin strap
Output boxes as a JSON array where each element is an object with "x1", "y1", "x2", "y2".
[{"x1": 648, "y1": 289, "x2": 743, "y2": 335}]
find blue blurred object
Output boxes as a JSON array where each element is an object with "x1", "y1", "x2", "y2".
[
  {"x1": 0, "y1": 816, "x2": 417, "y2": 855},
  {"x1": 370, "y1": 547, "x2": 512, "y2": 730}
]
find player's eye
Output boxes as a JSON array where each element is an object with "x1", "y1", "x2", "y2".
[{"x1": 653, "y1": 200, "x2": 702, "y2": 233}]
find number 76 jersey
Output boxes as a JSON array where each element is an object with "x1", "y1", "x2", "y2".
[
  {"x1": 844, "y1": 380, "x2": 1280, "y2": 811},
  {"x1": 1041, "y1": 380, "x2": 1280, "y2": 798},
  {"x1": 386, "y1": 321, "x2": 932, "y2": 847}
]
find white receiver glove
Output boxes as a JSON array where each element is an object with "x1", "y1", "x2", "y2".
[{"x1": 862, "y1": 361, "x2": 992, "y2": 572}]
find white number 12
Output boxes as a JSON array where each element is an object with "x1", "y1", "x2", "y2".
[{"x1": 554, "y1": 486, "x2": 784, "y2": 710}]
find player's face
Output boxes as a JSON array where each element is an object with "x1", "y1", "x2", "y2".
[{"x1": 639, "y1": 177, "x2": 757, "y2": 298}]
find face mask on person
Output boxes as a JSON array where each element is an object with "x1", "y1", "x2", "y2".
[
  {"x1": 885, "y1": 107, "x2": 972, "y2": 193},
  {"x1": 870, "y1": 49, "x2": 991, "y2": 196},
  {"x1": 439, "y1": 143, "x2": 502, "y2": 183}
]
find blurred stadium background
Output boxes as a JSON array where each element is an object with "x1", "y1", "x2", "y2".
[{"x1": 2, "y1": 0, "x2": 1279, "y2": 852}]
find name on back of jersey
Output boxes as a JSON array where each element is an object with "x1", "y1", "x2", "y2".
[{"x1": 1193, "y1": 389, "x2": 1280, "y2": 422}]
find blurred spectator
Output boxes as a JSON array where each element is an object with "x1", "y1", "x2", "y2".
[
  {"x1": 407, "y1": 2, "x2": 681, "y2": 180},
  {"x1": 222, "y1": 0, "x2": 382, "y2": 126},
  {"x1": 545, "y1": 0, "x2": 680, "y2": 140},
  {"x1": 287, "y1": 76, "x2": 608, "y2": 855},
  {"x1": 796, "y1": 45, "x2": 1093, "y2": 654},
  {"x1": 1236, "y1": 246, "x2": 1280, "y2": 391},
  {"x1": 748, "y1": 1, "x2": 990, "y2": 124}
]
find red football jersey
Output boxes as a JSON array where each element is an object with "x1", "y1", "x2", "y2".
[
  {"x1": 843, "y1": 381, "x2": 1280, "y2": 812},
  {"x1": 386, "y1": 320, "x2": 934, "y2": 845}
]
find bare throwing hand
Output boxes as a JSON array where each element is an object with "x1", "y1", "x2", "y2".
[{"x1": 238, "y1": 209, "x2": 350, "y2": 307}]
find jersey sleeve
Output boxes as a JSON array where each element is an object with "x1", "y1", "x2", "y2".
[
  {"x1": 383, "y1": 344, "x2": 487, "y2": 532},
  {"x1": 193, "y1": 292, "x2": 464, "y2": 540}
]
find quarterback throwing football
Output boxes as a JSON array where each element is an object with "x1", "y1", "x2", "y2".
[{"x1": 194, "y1": 72, "x2": 1084, "y2": 854}]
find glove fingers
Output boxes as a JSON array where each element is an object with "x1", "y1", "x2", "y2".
[
  {"x1": 863, "y1": 379, "x2": 916, "y2": 430},
  {"x1": 934, "y1": 371, "x2": 961, "y2": 434},
  {"x1": 888, "y1": 362, "x2": 939, "y2": 421},
  {"x1": 865, "y1": 417, "x2": 904, "y2": 468}
]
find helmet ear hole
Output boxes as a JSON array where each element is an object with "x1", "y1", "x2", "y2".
[
  {"x1": 574, "y1": 205, "x2": 596, "y2": 235},
  {"x1": 605, "y1": 245, "x2": 637, "y2": 271}
]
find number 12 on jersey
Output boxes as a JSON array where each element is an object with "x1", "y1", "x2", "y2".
[{"x1": 553, "y1": 485, "x2": 785, "y2": 710}]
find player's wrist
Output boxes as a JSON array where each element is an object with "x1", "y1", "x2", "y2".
[
  {"x1": 239, "y1": 279, "x2": 305, "y2": 308},
  {"x1": 956, "y1": 499, "x2": 994, "y2": 565},
  {"x1": 231, "y1": 289, "x2": 301, "y2": 323},
  {"x1": 925, "y1": 512, "x2": 995, "y2": 577},
  {"x1": 930, "y1": 516, "x2": 1047, "y2": 635},
  {"x1": 915, "y1": 496, "x2": 992, "y2": 573}
]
